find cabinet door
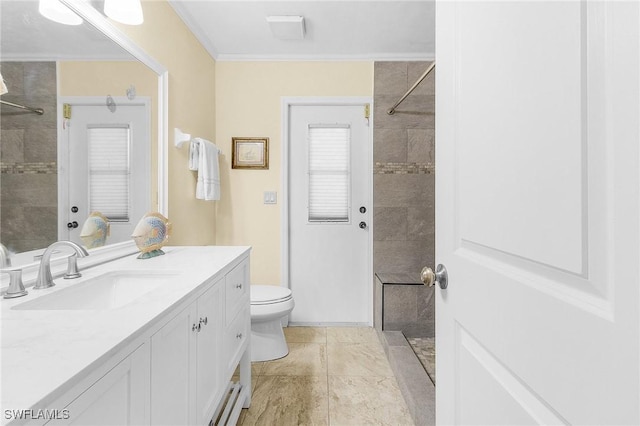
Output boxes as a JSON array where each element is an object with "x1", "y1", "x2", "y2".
[
  {"x1": 150, "y1": 304, "x2": 197, "y2": 426},
  {"x1": 47, "y1": 343, "x2": 150, "y2": 426},
  {"x1": 196, "y1": 279, "x2": 224, "y2": 425}
]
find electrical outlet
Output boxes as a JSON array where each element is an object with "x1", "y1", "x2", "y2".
[{"x1": 264, "y1": 191, "x2": 277, "y2": 204}]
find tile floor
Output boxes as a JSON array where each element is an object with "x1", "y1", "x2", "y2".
[{"x1": 237, "y1": 326, "x2": 414, "y2": 425}]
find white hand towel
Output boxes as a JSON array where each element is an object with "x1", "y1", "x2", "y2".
[
  {"x1": 188, "y1": 139, "x2": 199, "y2": 171},
  {"x1": 194, "y1": 138, "x2": 221, "y2": 201}
]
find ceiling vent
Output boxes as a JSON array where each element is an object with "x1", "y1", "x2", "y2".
[{"x1": 266, "y1": 15, "x2": 305, "y2": 40}]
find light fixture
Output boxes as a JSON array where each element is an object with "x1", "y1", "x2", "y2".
[
  {"x1": 39, "y1": 0, "x2": 83, "y2": 26},
  {"x1": 104, "y1": 0, "x2": 144, "y2": 25},
  {"x1": 266, "y1": 16, "x2": 305, "y2": 40}
]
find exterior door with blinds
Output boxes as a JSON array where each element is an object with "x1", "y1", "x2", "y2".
[
  {"x1": 287, "y1": 102, "x2": 371, "y2": 324},
  {"x1": 60, "y1": 100, "x2": 150, "y2": 246}
]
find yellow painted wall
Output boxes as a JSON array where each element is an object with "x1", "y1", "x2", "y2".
[
  {"x1": 215, "y1": 62, "x2": 374, "y2": 285},
  {"x1": 114, "y1": 1, "x2": 217, "y2": 245},
  {"x1": 58, "y1": 61, "x2": 158, "y2": 209}
]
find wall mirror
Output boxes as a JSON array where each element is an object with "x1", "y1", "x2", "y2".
[{"x1": 0, "y1": 0, "x2": 168, "y2": 267}]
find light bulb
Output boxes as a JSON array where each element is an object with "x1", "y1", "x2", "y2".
[
  {"x1": 104, "y1": 0, "x2": 144, "y2": 26},
  {"x1": 39, "y1": 0, "x2": 83, "y2": 26}
]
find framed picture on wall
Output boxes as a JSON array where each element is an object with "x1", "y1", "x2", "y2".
[{"x1": 231, "y1": 137, "x2": 269, "y2": 169}]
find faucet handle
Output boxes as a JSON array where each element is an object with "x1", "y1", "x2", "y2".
[
  {"x1": 63, "y1": 254, "x2": 82, "y2": 280},
  {"x1": 2, "y1": 268, "x2": 28, "y2": 299}
]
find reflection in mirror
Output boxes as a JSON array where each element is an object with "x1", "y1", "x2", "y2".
[{"x1": 0, "y1": 0, "x2": 160, "y2": 266}]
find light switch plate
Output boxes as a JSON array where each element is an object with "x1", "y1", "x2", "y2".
[{"x1": 264, "y1": 191, "x2": 277, "y2": 204}]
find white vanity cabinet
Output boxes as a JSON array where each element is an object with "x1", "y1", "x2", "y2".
[
  {"x1": 150, "y1": 259, "x2": 251, "y2": 426},
  {"x1": 46, "y1": 343, "x2": 150, "y2": 426},
  {"x1": 22, "y1": 250, "x2": 252, "y2": 426},
  {"x1": 150, "y1": 277, "x2": 224, "y2": 426}
]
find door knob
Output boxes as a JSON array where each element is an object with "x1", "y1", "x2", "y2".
[
  {"x1": 67, "y1": 221, "x2": 79, "y2": 229},
  {"x1": 359, "y1": 206, "x2": 367, "y2": 214},
  {"x1": 421, "y1": 264, "x2": 448, "y2": 289},
  {"x1": 359, "y1": 221, "x2": 367, "y2": 229}
]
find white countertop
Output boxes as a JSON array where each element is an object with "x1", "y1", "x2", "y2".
[{"x1": 0, "y1": 245, "x2": 250, "y2": 424}]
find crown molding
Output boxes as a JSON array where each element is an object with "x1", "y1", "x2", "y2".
[
  {"x1": 169, "y1": 0, "x2": 220, "y2": 60},
  {"x1": 214, "y1": 52, "x2": 436, "y2": 62}
]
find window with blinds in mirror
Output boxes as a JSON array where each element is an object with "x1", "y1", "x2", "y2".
[
  {"x1": 307, "y1": 124, "x2": 351, "y2": 223},
  {"x1": 87, "y1": 125, "x2": 131, "y2": 222}
]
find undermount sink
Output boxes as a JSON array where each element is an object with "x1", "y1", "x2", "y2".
[{"x1": 13, "y1": 270, "x2": 180, "y2": 311}]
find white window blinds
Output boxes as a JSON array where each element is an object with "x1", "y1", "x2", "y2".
[
  {"x1": 308, "y1": 124, "x2": 350, "y2": 222},
  {"x1": 87, "y1": 126, "x2": 131, "y2": 222}
]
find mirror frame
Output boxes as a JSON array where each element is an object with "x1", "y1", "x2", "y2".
[{"x1": 2, "y1": 0, "x2": 168, "y2": 289}]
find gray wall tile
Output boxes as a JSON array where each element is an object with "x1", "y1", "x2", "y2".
[
  {"x1": 374, "y1": 62, "x2": 408, "y2": 96},
  {"x1": 24, "y1": 127, "x2": 58, "y2": 163},
  {"x1": 372, "y1": 61, "x2": 435, "y2": 341},
  {"x1": 384, "y1": 285, "x2": 418, "y2": 323},
  {"x1": 24, "y1": 62, "x2": 57, "y2": 96},
  {"x1": 373, "y1": 207, "x2": 407, "y2": 241},
  {"x1": 407, "y1": 129, "x2": 435, "y2": 164},
  {"x1": 374, "y1": 128, "x2": 407, "y2": 163},
  {"x1": 374, "y1": 174, "x2": 431, "y2": 208},
  {"x1": 1, "y1": 129, "x2": 25, "y2": 163},
  {"x1": 1, "y1": 61, "x2": 57, "y2": 253},
  {"x1": 374, "y1": 240, "x2": 431, "y2": 275}
]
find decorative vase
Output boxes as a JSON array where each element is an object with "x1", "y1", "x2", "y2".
[
  {"x1": 131, "y1": 212, "x2": 172, "y2": 259},
  {"x1": 79, "y1": 212, "x2": 110, "y2": 248}
]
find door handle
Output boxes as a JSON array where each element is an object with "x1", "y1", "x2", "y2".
[
  {"x1": 421, "y1": 264, "x2": 448, "y2": 289},
  {"x1": 359, "y1": 221, "x2": 367, "y2": 229}
]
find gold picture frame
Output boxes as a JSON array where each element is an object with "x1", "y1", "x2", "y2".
[{"x1": 231, "y1": 137, "x2": 269, "y2": 169}]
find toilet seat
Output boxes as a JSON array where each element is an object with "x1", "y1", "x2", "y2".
[{"x1": 251, "y1": 285, "x2": 292, "y2": 305}]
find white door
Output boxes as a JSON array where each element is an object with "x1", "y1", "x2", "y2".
[
  {"x1": 287, "y1": 102, "x2": 371, "y2": 324},
  {"x1": 436, "y1": 1, "x2": 639, "y2": 424},
  {"x1": 59, "y1": 98, "x2": 150, "y2": 246}
]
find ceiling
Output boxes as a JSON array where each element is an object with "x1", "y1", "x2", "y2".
[
  {"x1": 0, "y1": 0, "x2": 434, "y2": 62},
  {"x1": 169, "y1": 0, "x2": 435, "y2": 61},
  {"x1": 0, "y1": 0, "x2": 132, "y2": 61}
]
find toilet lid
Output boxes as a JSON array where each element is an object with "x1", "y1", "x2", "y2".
[{"x1": 251, "y1": 285, "x2": 292, "y2": 305}]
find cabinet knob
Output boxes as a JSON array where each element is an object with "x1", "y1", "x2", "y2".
[
  {"x1": 192, "y1": 323, "x2": 201, "y2": 332},
  {"x1": 236, "y1": 333, "x2": 243, "y2": 339},
  {"x1": 235, "y1": 283, "x2": 242, "y2": 289},
  {"x1": 199, "y1": 317, "x2": 208, "y2": 326}
]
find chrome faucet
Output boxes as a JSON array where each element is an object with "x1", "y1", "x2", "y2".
[
  {"x1": 34, "y1": 241, "x2": 89, "y2": 290},
  {"x1": 0, "y1": 243, "x2": 11, "y2": 268}
]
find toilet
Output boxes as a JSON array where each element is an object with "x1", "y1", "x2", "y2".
[{"x1": 250, "y1": 285, "x2": 295, "y2": 362}]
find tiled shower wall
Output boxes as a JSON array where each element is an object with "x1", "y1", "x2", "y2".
[
  {"x1": 373, "y1": 61, "x2": 435, "y2": 336},
  {"x1": 0, "y1": 62, "x2": 58, "y2": 253}
]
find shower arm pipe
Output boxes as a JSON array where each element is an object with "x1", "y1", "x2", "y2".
[
  {"x1": 387, "y1": 62, "x2": 436, "y2": 115},
  {"x1": 0, "y1": 99, "x2": 44, "y2": 115}
]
